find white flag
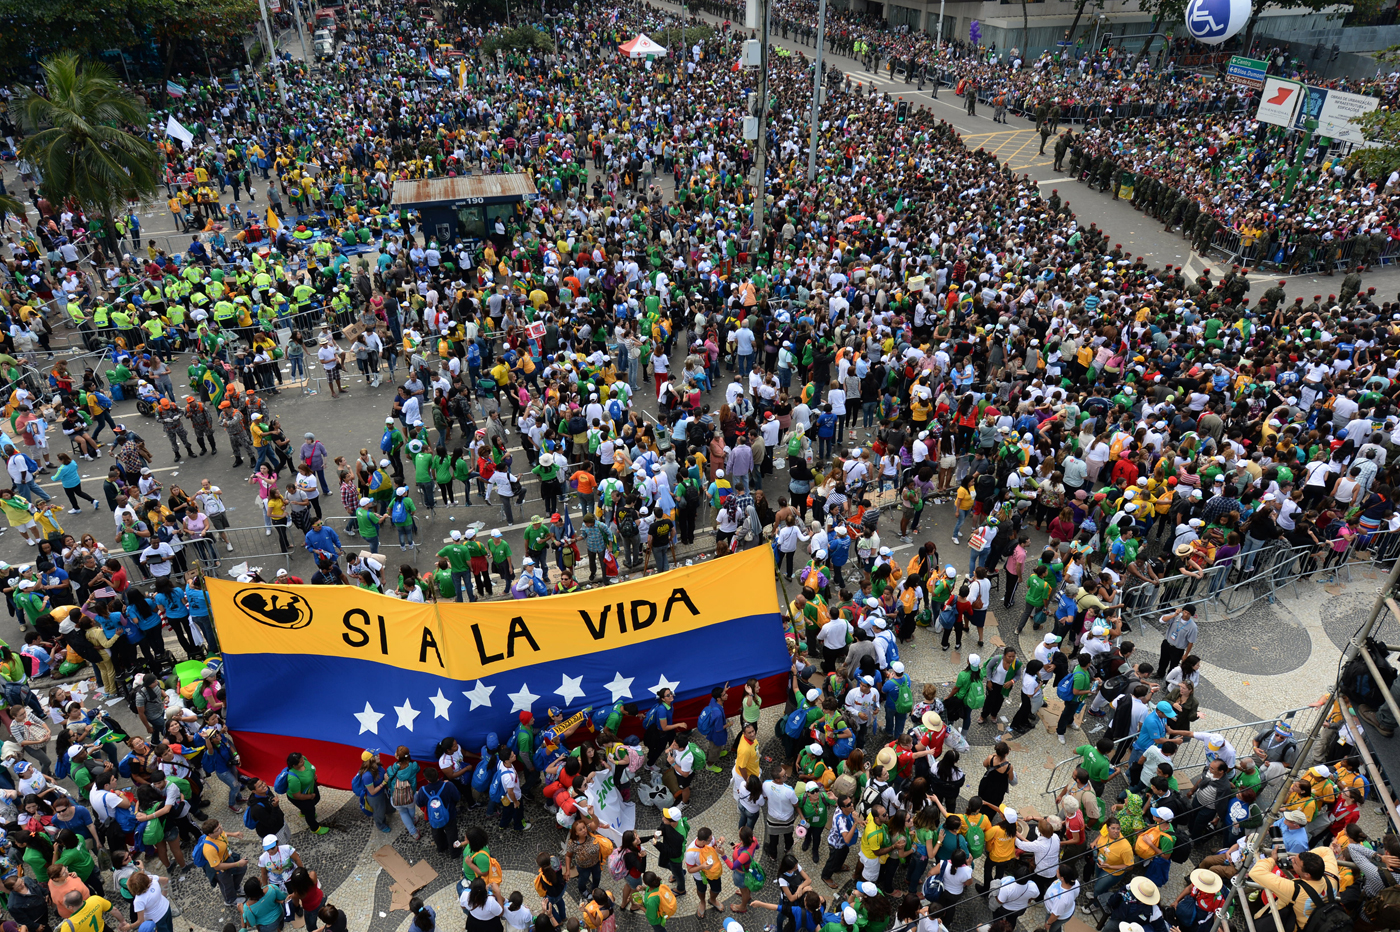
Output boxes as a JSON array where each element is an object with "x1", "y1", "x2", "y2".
[
  {"x1": 165, "y1": 115, "x2": 194, "y2": 150},
  {"x1": 583, "y1": 768, "x2": 634, "y2": 843}
]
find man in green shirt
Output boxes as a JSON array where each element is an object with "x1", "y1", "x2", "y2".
[
  {"x1": 437, "y1": 529, "x2": 476, "y2": 602},
  {"x1": 284, "y1": 752, "x2": 329, "y2": 834},
  {"x1": 355, "y1": 497, "x2": 385, "y2": 552},
  {"x1": 487, "y1": 530, "x2": 514, "y2": 590},
  {"x1": 523, "y1": 516, "x2": 554, "y2": 582},
  {"x1": 1017, "y1": 564, "x2": 1052, "y2": 633},
  {"x1": 1074, "y1": 738, "x2": 1116, "y2": 794}
]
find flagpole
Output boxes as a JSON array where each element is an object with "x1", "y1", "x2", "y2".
[{"x1": 258, "y1": 0, "x2": 289, "y2": 105}]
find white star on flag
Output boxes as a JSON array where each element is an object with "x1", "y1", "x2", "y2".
[
  {"x1": 508, "y1": 683, "x2": 540, "y2": 713},
  {"x1": 430, "y1": 689, "x2": 453, "y2": 720},
  {"x1": 395, "y1": 699, "x2": 421, "y2": 731},
  {"x1": 556, "y1": 673, "x2": 586, "y2": 705},
  {"x1": 605, "y1": 672, "x2": 635, "y2": 702},
  {"x1": 649, "y1": 673, "x2": 680, "y2": 696},
  {"x1": 463, "y1": 680, "x2": 495, "y2": 710},
  {"x1": 354, "y1": 701, "x2": 384, "y2": 735}
]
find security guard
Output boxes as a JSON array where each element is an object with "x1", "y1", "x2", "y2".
[
  {"x1": 157, "y1": 397, "x2": 198, "y2": 461},
  {"x1": 184, "y1": 395, "x2": 217, "y2": 456}
]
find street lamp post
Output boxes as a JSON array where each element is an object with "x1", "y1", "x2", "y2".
[
  {"x1": 753, "y1": 0, "x2": 771, "y2": 249},
  {"x1": 257, "y1": 0, "x2": 289, "y2": 104},
  {"x1": 200, "y1": 30, "x2": 216, "y2": 81},
  {"x1": 806, "y1": 0, "x2": 826, "y2": 182}
]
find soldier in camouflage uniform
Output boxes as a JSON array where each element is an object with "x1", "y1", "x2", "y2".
[
  {"x1": 1048, "y1": 101, "x2": 1061, "y2": 134},
  {"x1": 156, "y1": 398, "x2": 198, "y2": 462},
  {"x1": 1068, "y1": 142, "x2": 1082, "y2": 178},
  {"x1": 1164, "y1": 191, "x2": 1184, "y2": 234},
  {"x1": 1295, "y1": 229, "x2": 1319, "y2": 274},
  {"x1": 219, "y1": 404, "x2": 255, "y2": 468},
  {"x1": 1366, "y1": 229, "x2": 1388, "y2": 267},
  {"x1": 1053, "y1": 131, "x2": 1070, "y2": 171},
  {"x1": 184, "y1": 396, "x2": 218, "y2": 456},
  {"x1": 1097, "y1": 155, "x2": 1115, "y2": 193},
  {"x1": 1193, "y1": 213, "x2": 1218, "y2": 255},
  {"x1": 1048, "y1": 189, "x2": 1062, "y2": 214},
  {"x1": 1340, "y1": 267, "x2": 1364, "y2": 306},
  {"x1": 1258, "y1": 280, "x2": 1287, "y2": 315},
  {"x1": 1180, "y1": 200, "x2": 1200, "y2": 240}
]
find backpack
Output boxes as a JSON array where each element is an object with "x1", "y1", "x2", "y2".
[
  {"x1": 894, "y1": 678, "x2": 914, "y2": 715},
  {"x1": 95, "y1": 393, "x2": 112, "y2": 410},
  {"x1": 607, "y1": 847, "x2": 629, "y2": 880},
  {"x1": 243, "y1": 804, "x2": 258, "y2": 830},
  {"x1": 273, "y1": 768, "x2": 291, "y2": 795},
  {"x1": 592, "y1": 833, "x2": 615, "y2": 860},
  {"x1": 857, "y1": 780, "x2": 884, "y2": 818},
  {"x1": 783, "y1": 706, "x2": 809, "y2": 739},
  {"x1": 1363, "y1": 886, "x2": 1400, "y2": 928},
  {"x1": 964, "y1": 677, "x2": 986, "y2": 710},
  {"x1": 696, "y1": 701, "x2": 722, "y2": 738},
  {"x1": 472, "y1": 757, "x2": 494, "y2": 794},
  {"x1": 653, "y1": 884, "x2": 678, "y2": 918},
  {"x1": 380, "y1": 428, "x2": 395, "y2": 453},
  {"x1": 55, "y1": 750, "x2": 71, "y2": 780},
  {"x1": 191, "y1": 834, "x2": 219, "y2": 884},
  {"x1": 391, "y1": 498, "x2": 408, "y2": 524},
  {"x1": 423, "y1": 786, "x2": 450, "y2": 829},
  {"x1": 117, "y1": 752, "x2": 136, "y2": 778},
  {"x1": 787, "y1": 432, "x2": 803, "y2": 457},
  {"x1": 618, "y1": 511, "x2": 638, "y2": 537},
  {"x1": 681, "y1": 480, "x2": 699, "y2": 507},
  {"x1": 1056, "y1": 670, "x2": 1078, "y2": 702},
  {"x1": 643, "y1": 704, "x2": 667, "y2": 733},
  {"x1": 963, "y1": 819, "x2": 986, "y2": 859},
  {"x1": 1292, "y1": 877, "x2": 1350, "y2": 932},
  {"x1": 391, "y1": 765, "x2": 415, "y2": 807},
  {"x1": 512, "y1": 724, "x2": 534, "y2": 760}
]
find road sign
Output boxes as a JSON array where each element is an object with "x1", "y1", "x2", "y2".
[
  {"x1": 1256, "y1": 77, "x2": 1303, "y2": 127},
  {"x1": 1225, "y1": 55, "x2": 1267, "y2": 89},
  {"x1": 1315, "y1": 89, "x2": 1379, "y2": 144},
  {"x1": 1293, "y1": 84, "x2": 1329, "y2": 131}
]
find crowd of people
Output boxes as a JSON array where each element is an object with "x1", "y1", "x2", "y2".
[{"x1": 0, "y1": 0, "x2": 1399, "y2": 930}]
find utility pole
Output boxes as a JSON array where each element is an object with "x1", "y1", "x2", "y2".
[
  {"x1": 806, "y1": 0, "x2": 826, "y2": 181},
  {"x1": 257, "y1": 0, "x2": 289, "y2": 104},
  {"x1": 290, "y1": 0, "x2": 311, "y2": 66},
  {"x1": 934, "y1": 0, "x2": 946, "y2": 48},
  {"x1": 753, "y1": 0, "x2": 771, "y2": 249}
]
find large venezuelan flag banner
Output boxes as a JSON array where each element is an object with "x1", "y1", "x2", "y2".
[{"x1": 211, "y1": 548, "x2": 791, "y2": 788}]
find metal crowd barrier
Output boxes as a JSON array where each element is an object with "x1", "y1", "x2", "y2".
[
  {"x1": 1119, "y1": 527, "x2": 1400, "y2": 628},
  {"x1": 1040, "y1": 702, "x2": 1326, "y2": 799}
]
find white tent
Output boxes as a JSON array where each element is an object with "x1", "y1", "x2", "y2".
[{"x1": 619, "y1": 33, "x2": 668, "y2": 59}]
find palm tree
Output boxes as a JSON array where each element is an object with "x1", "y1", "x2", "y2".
[{"x1": 15, "y1": 52, "x2": 160, "y2": 260}]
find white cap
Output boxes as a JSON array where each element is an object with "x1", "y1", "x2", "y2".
[
  {"x1": 806, "y1": 688, "x2": 822, "y2": 702},
  {"x1": 891, "y1": 661, "x2": 905, "y2": 674},
  {"x1": 450, "y1": 530, "x2": 462, "y2": 541},
  {"x1": 1003, "y1": 807, "x2": 1018, "y2": 823},
  {"x1": 969, "y1": 653, "x2": 981, "y2": 668}
]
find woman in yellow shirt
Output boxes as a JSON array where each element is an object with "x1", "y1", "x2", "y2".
[
  {"x1": 952, "y1": 477, "x2": 975, "y2": 544},
  {"x1": 1091, "y1": 817, "x2": 1135, "y2": 900},
  {"x1": 975, "y1": 803, "x2": 1019, "y2": 892}
]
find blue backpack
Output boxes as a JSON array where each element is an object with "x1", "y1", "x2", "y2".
[
  {"x1": 697, "y1": 700, "x2": 723, "y2": 740},
  {"x1": 488, "y1": 767, "x2": 506, "y2": 804},
  {"x1": 423, "y1": 786, "x2": 450, "y2": 829},
  {"x1": 273, "y1": 768, "x2": 292, "y2": 795},
  {"x1": 116, "y1": 753, "x2": 135, "y2": 778},
  {"x1": 242, "y1": 805, "x2": 258, "y2": 830},
  {"x1": 380, "y1": 428, "x2": 395, "y2": 453},
  {"x1": 95, "y1": 393, "x2": 112, "y2": 410},
  {"x1": 391, "y1": 498, "x2": 408, "y2": 524},
  {"x1": 643, "y1": 704, "x2": 666, "y2": 732},
  {"x1": 1056, "y1": 669, "x2": 1078, "y2": 702},
  {"x1": 471, "y1": 757, "x2": 495, "y2": 794},
  {"x1": 190, "y1": 835, "x2": 218, "y2": 882},
  {"x1": 54, "y1": 751, "x2": 70, "y2": 781},
  {"x1": 783, "y1": 706, "x2": 809, "y2": 739}
]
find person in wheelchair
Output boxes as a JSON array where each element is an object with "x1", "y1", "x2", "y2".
[{"x1": 135, "y1": 379, "x2": 161, "y2": 414}]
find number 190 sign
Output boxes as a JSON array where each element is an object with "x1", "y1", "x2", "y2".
[{"x1": 1185, "y1": 0, "x2": 1250, "y2": 45}]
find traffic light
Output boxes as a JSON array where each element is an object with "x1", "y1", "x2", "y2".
[
  {"x1": 896, "y1": 99, "x2": 909, "y2": 123},
  {"x1": 1330, "y1": 43, "x2": 1340, "y2": 63}
]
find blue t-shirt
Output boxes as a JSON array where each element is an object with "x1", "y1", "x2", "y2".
[
  {"x1": 1274, "y1": 818, "x2": 1309, "y2": 853},
  {"x1": 52, "y1": 804, "x2": 94, "y2": 839},
  {"x1": 1135, "y1": 712, "x2": 1168, "y2": 751}
]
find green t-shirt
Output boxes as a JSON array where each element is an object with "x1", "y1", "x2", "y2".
[
  {"x1": 287, "y1": 763, "x2": 316, "y2": 797},
  {"x1": 1025, "y1": 574, "x2": 1051, "y2": 607},
  {"x1": 23, "y1": 845, "x2": 48, "y2": 882},
  {"x1": 524, "y1": 525, "x2": 551, "y2": 552},
  {"x1": 356, "y1": 507, "x2": 381, "y2": 538},
  {"x1": 57, "y1": 842, "x2": 96, "y2": 881},
  {"x1": 437, "y1": 544, "x2": 471, "y2": 572},
  {"x1": 1074, "y1": 745, "x2": 1114, "y2": 783},
  {"x1": 487, "y1": 540, "x2": 512, "y2": 564}
]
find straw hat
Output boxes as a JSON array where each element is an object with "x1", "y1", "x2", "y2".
[
  {"x1": 1129, "y1": 877, "x2": 1160, "y2": 905},
  {"x1": 1190, "y1": 869, "x2": 1223, "y2": 895}
]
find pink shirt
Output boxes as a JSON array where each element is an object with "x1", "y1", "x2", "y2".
[{"x1": 1006, "y1": 544, "x2": 1027, "y2": 576}]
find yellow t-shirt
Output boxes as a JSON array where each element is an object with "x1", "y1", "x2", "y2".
[
  {"x1": 1094, "y1": 829, "x2": 1135, "y2": 874},
  {"x1": 986, "y1": 822, "x2": 1017, "y2": 862},
  {"x1": 860, "y1": 820, "x2": 889, "y2": 863},
  {"x1": 956, "y1": 487, "x2": 974, "y2": 512},
  {"x1": 58, "y1": 895, "x2": 112, "y2": 932}
]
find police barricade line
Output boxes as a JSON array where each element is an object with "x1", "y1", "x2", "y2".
[
  {"x1": 1121, "y1": 530, "x2": 1400, "y2": 629},
  {"x1": 1040, "y1": 702, "x2": 1322, "y2": 799}
]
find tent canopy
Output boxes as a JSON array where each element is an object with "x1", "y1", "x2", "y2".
[{"x1": 619, "y1": 33, "x2": 668, "y2": 59}]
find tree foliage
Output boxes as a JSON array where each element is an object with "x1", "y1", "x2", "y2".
[
  {"x1": 15, "y1": 54, "x2": 160, "y2": 226},
  {"x1": 1345, "y1": 45, "x2": 1400, "y2": 179},
  {"x1": 0, "y1": 0, "x2": 258, "y2": 76},
  {"x1": 480, "y1": 25, "x2": 556, "y2": 59}
]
